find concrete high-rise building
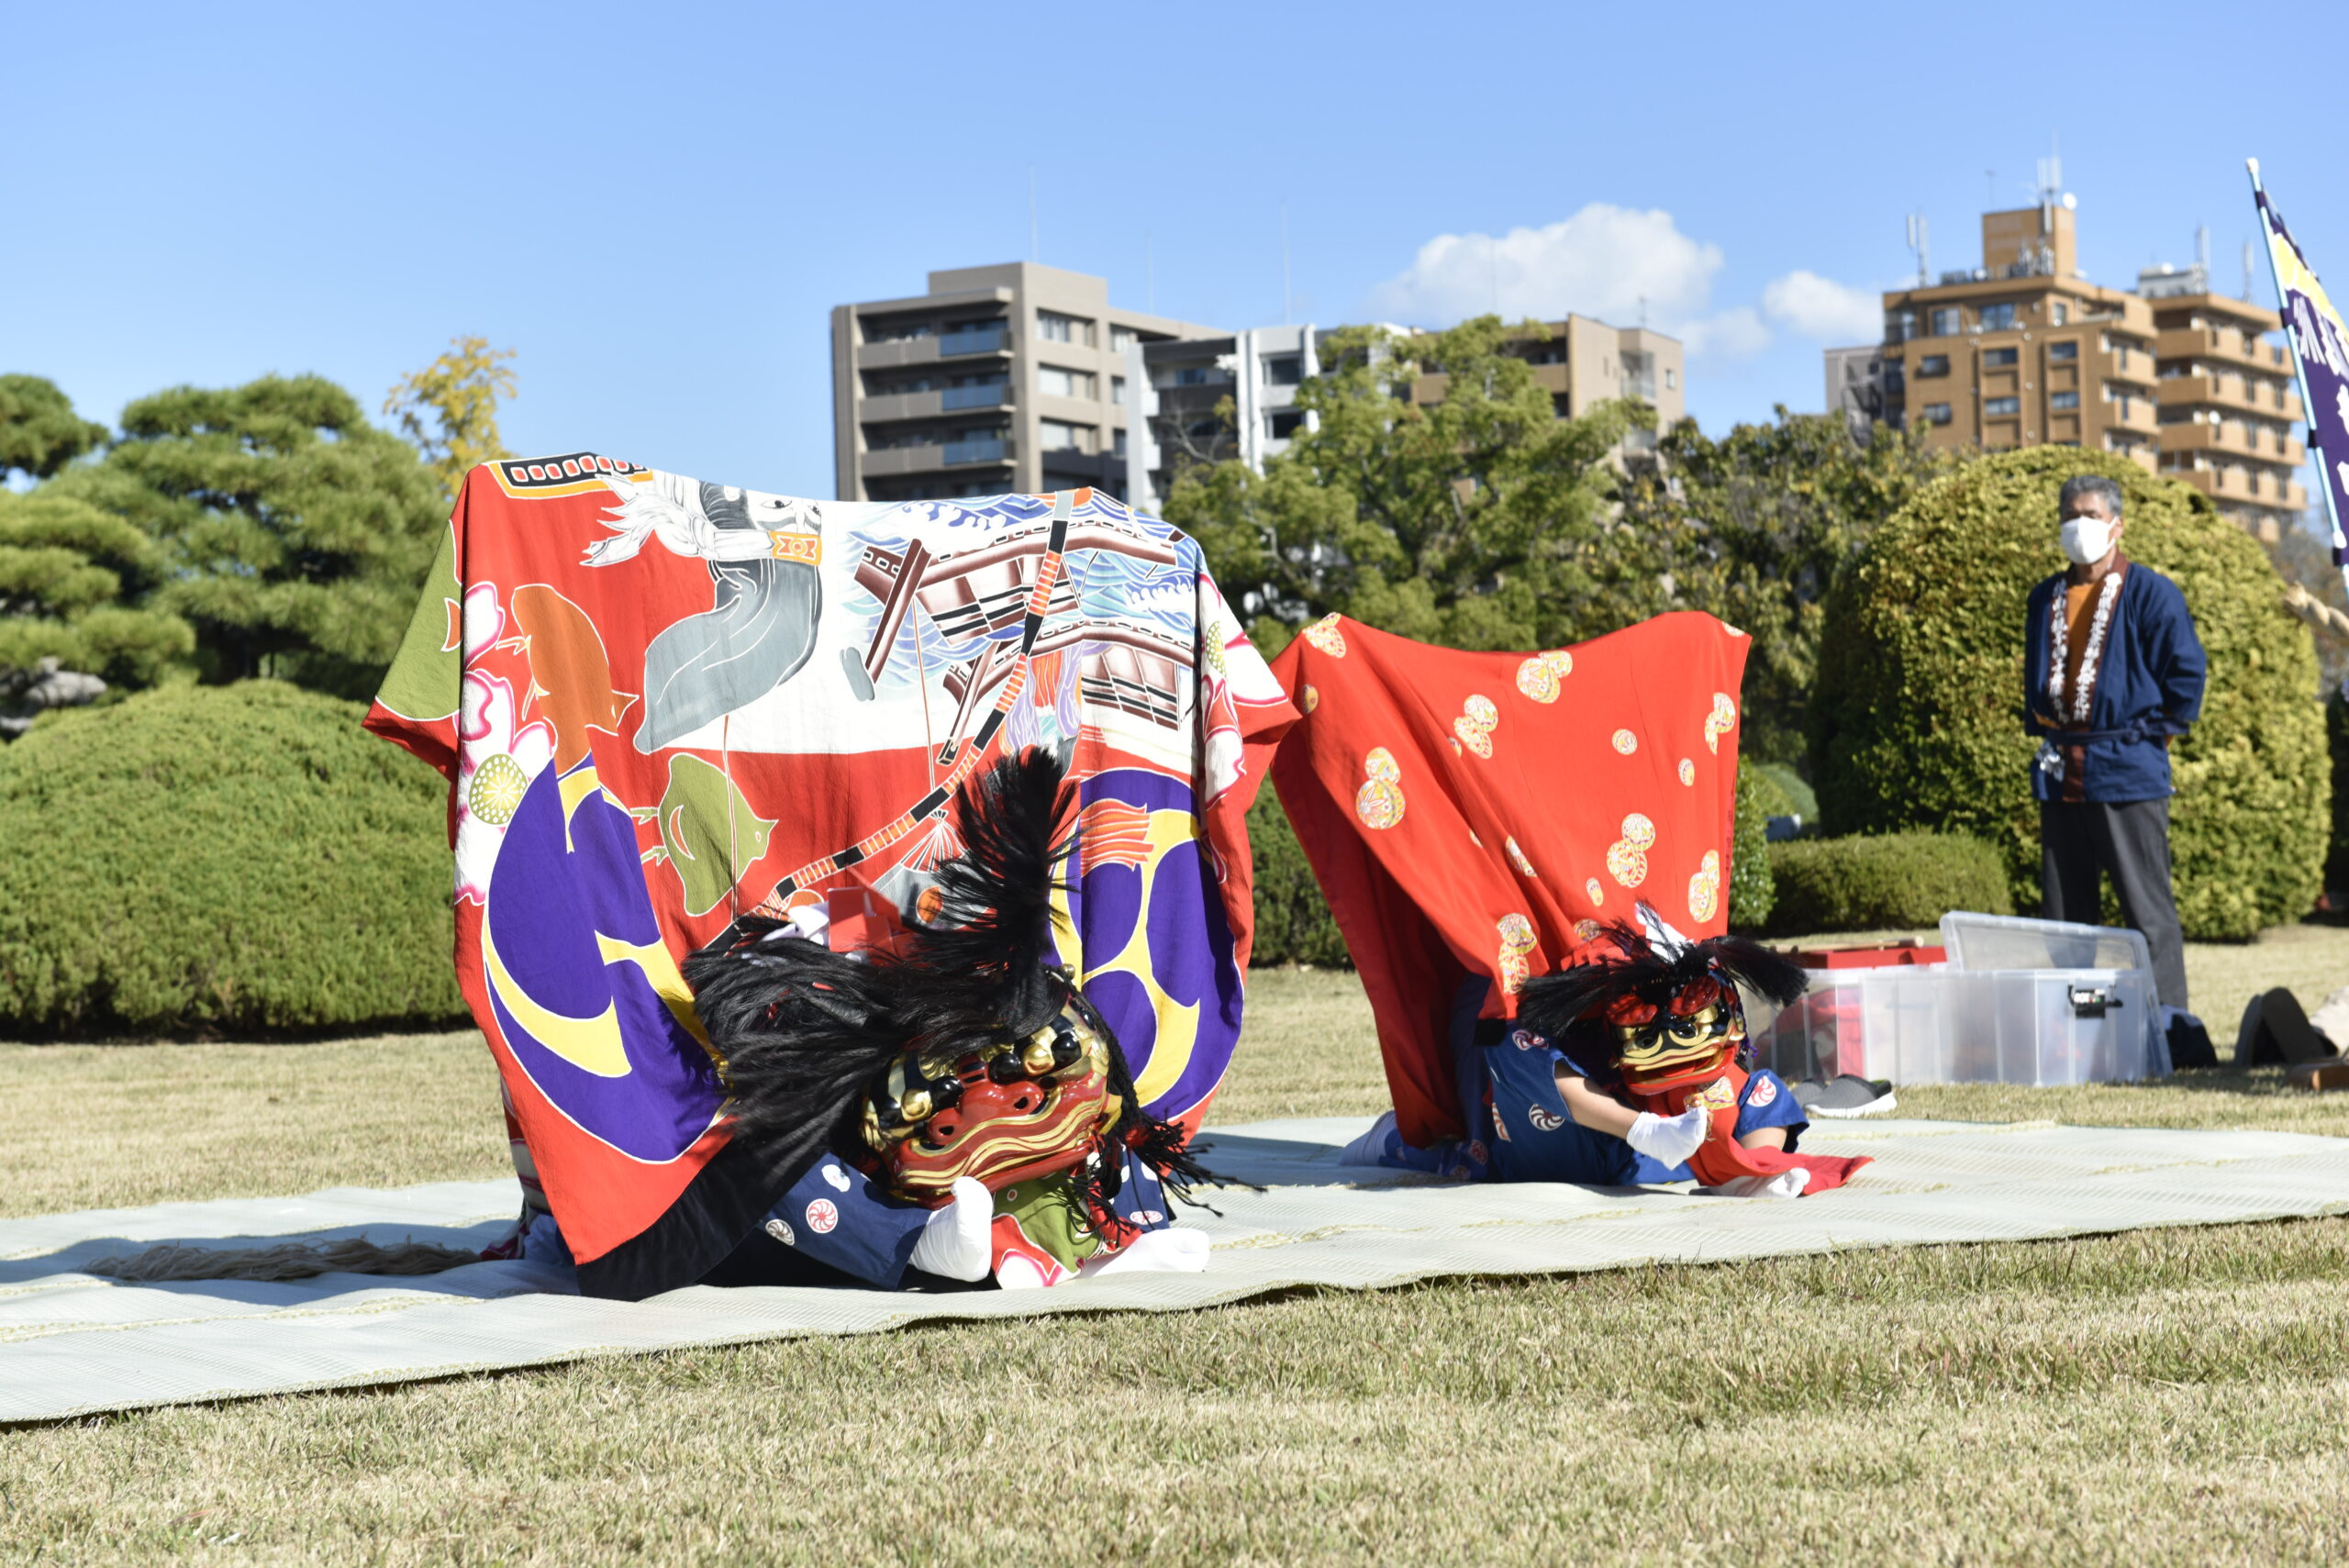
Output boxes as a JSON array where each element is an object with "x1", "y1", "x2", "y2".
[
  {"x1": 2138, "y1": 261, "x2": 2306, "y2": 539},
  {"x1": 1824, "y1": 342, "x2": 1891, "y2": 435},
  {"x1": 1125, "y1": 314, "x2": 1683, "y2": 507},
  {"x1": 1842, "y1": 200, "x2": 2308, "y2": 539},
  {"x1": 1417, "y1": 316, "x2": 1685, "y2": 456},
  {"x1": 1126, "y1": 323, "x2": 1333, "y2": 510},
  {"x1": 829, "y1": 263, "x2": 1220, "y2": 504},
  {"x1": 1873, "y1": 202, "x2": 2164, "y2": 469}
]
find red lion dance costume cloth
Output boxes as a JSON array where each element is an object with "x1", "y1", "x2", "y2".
[
  {"x1": 1269, "y1": 613, "x2": 1865, "y2": 1196},
  {"x1": 367, "y1": 462, "x2": 1294, "y2": 1298}
]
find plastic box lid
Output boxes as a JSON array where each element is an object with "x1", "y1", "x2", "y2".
[
  {"x1": 1787, "y1": 940, "x2": 1947, "y2": 970},
  {"x1": 1938, "y1": 910, "x2": 2151, "y2": 975}
]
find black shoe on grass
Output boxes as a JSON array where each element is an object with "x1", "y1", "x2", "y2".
[{"x1": 1793, "y1": 1074, "x2": 1897, "y2": 1118}]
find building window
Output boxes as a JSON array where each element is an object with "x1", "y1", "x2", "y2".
[
  {"x1": 1985, "y1": 396, "x2": 2021, "y2": 416},
  {"x1": 1269, "y1": 410, "x2": 1306, "y2": 439},
  {"x1": 1918, "y1": 354, "x2": 1951, "y2": 377},
  {"x1": 1113, "y1": 427, "x2": 1128, "y2": 457},
  {"x1": 1039, "y1": 419, "x2": 1092, "y2": 453},
  {"x1": 1979, "y1": 303, "x2": 2017, "y2": 331},
  {"x1": 1037, "y1": 311, "x2": 1093, "y2": 346},
  {"x1": 1884, "y1": 364, "x2": 1906, "y2": 392},
  {"x1": 2053, "y1": 302, "x2": 2069, "y2": 326},
  {"x1": 1110, "y1": 375, "x2": 1126, "y2": 406},
  {"x1": 2049, "y1": 341, "x2": 2078, "y2": 362},
  {"x1": 865, "y1": 318, "x2": 936, "y2": 344},
  {"x1": 1664, "y1": 367, "x2": 1676, "y2": 390},
  {"x1": 1264, "y1": 354, "x2": 1303, "y2": 386},
  {"x1": 2051, "y1": 390, "x2": 2080, "y2": 410},
  {"x1": 1931, "y1": 307, "x2": 1962, "y2": 337},
  {"x1": 1984, "y1": 347, "x2": 2019, "y2": 368},
  {"x1": 1923, "y1": 403, "x2": 1954, "y2": 425},
  {"x1": 1174, "y1": 366, "x2": 1218, "y2": 386},
  {"x1": 1109, "y1": 326, "x2": 1134, "y2": 352},
  {"x1": 1037, "y1": 365, "x2": 1095, "y2": 400}
]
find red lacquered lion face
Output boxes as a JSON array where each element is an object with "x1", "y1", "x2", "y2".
[{"x1": 861, "y1": 1012, "x2": 1120, "y2": 1204}]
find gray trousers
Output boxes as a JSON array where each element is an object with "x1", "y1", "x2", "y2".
[{"x1": 2039, "y1": 798, "x2": 2188, "y2": 1009}]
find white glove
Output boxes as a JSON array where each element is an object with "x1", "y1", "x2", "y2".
[
  {"x1": 907, "y1": 1176, "x2": 993, "y2": 1281},
  {"x1": 1708, "y1": 1168, "x2": 1811, "y2": 1200},
  {"x1": 1625, "y1": 1102, "x2": 1710, "y2": 1167}
]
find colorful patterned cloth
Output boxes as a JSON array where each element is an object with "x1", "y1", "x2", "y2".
[
  {"x1": 1267, "y1": 612, "x2": 1751, "y2": 1150},
  {"x1": 367, "y1": 460, "x2": 1294, "y2": 1298}
]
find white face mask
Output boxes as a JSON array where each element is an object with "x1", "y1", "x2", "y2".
[{"x1": 2060, "y1": 515, "x2": 2115, "y2": 566}]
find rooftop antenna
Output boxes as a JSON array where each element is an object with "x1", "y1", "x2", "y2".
[
  {"x1": 2196, "y1": 223, "x2": 2210, "y2": 276},
  {"x1": 1907, "y1": 212, "x2": 1931, "y2": 286},
  {"x1": 2034, "y1": 141, "x2": 2063, "y2": 207}
]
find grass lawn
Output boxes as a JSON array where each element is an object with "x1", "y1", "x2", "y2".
[{"x1": 6, "y1": 929, "x2": 2349, "y2": 1562}]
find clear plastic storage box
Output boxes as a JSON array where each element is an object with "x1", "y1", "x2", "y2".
[{"x1": 1756, "y1": 912, "x2": 2167, "y2": 1086}]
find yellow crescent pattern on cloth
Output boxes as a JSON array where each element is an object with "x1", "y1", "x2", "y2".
[
  {"x1": 483, "y1": 764, "x2": 710, "y2": 1079},
  {"x1": 1083, "y1": 806, "x2": 1207, "y2": 1106}
]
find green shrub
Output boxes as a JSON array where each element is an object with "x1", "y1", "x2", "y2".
[
  {"x1": 1810, "y1": 447, "x2": 2325, "y2": 940},
  {"x1": 1730, "y1": 757, "x2": 1779, "y2": 932},
  {"x1": 0, "y1": 681, "x2": 464, "y2": 1034},
  {"x1": 1764, "y1": 831, "x2": 2014, "y2": 936},
  {"x1": 1751, "y1": 761, "x2": 1817, "y2": 824},
  {"x1": 1247, "y1": 786, "x2": 1351, "y2": 967}
]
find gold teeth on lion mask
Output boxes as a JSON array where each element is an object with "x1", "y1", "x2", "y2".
[
  {"x1": 1612, "y1": 1001, "x2": 1747, "y2": 1090},
  {"x1": 863, "y1": 1013, "x2": 1119, "y2": 1203}
]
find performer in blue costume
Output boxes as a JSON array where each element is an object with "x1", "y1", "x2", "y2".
[{"x1": 1343, "y1": 915, "x2": 1817, "y2": 1196}]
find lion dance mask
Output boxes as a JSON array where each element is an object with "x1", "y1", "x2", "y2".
[{"x1": 682, "y1": 748, "x2": 1207, "y2": 1248}]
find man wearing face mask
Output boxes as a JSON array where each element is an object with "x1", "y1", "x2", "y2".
[{"x1": 2021, "y1": 474, "x2": 2207, "y2": 1011}]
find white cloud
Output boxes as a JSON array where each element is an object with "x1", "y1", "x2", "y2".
[
  {"x1": 1680, "y1": 306, "x2": 1771, "y2": 359},
  {"x1": 1761, "y1": 270, "x2": 1881, "y2": 344},
  {"x1": 1364, "y1": 203, "x2": 1774, "y2": 360}
]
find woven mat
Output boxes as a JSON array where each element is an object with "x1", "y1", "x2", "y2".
[{"x1": 7, "y1": 1116, "x2": 2348, "y2": 1422}]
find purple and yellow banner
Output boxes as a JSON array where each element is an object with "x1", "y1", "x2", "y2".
[{"x1": 2250, "y1": 160, "x2": 2349, "y2": 566}]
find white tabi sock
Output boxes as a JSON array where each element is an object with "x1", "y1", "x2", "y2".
[
  {"x1": 1708, "y1": 1167, "x2": 1810, "y2": 1199},
  {"x1": 1078, "y1": 1226, "x2": 1211, "y2": 1278}
]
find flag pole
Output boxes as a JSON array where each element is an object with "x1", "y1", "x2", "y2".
[{"x1": 2246, "y1": 157, "x2": 2349, "y2": 598}]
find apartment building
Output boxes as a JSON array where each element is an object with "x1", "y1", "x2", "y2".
[
  {"x1": 1126, "y1": 323, "x2": 1330, "y2": 509},
  {"x1": 2139, "y1": 261, "x2": 2307, "y2": 539},
  {"x1": 1418, "y1": 315, "x2": 1686, "y2": 454},
  {"x1": 1873, "y1": 202, "x2": 2164, "y2": 468},
  {"x1": 829, "y1": 262, "x2": 1220, "y2": 504},
  {"x1": 1127, "y1": 313, "x2": 1685, "y2": 500}
]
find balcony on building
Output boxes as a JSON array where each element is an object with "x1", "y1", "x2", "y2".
[
  {"x1": 944, "y1": 434, "x2": 1008, "y2": 466},
  {"x1": 941, "y1": 323, "x2": 1009, "y2": 358}
]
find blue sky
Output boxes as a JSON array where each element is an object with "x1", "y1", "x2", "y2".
[{"x1": 6, "y1": 0, "x2": 2337, "y2": 501}]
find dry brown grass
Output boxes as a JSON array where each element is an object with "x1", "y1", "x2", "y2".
[{"x1": 7, "y1": 925, "x2": 2349, "y2": 1564}]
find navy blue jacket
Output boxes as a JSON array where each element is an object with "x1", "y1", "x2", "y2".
[{"x1": 2021, "y1": 562, "x2": 2206, "y2": 803}]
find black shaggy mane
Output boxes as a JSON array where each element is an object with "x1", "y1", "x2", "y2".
[{"x1": 1516, "y1": 920, "x2": 1809, "y2": 1046}]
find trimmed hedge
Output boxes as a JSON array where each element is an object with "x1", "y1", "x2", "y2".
[
  {"x1": 1811, "y1": 447, "x2": 2326, "y2": 939},
  {"x1": 1764, "y1": 831, "x2": 2014, "y2": 937},
  {"x1": 0, "y1": 681, "x2": 464, "y2": 1035},
  {"x1": 1729, "y1": 757, "x2": 1779, "y2": 932},
  {"x1": 1247, "y1": 784, "x2": 1352, "y2": 967}
]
